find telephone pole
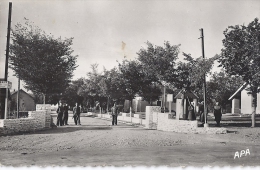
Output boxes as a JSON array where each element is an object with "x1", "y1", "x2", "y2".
[
  {"x1": 4, "y1": 2, "x2": 12, "y2": 81},
  {"x1": 199, "y1": 28, "x2": 208, "y2": 127},
  {"x1": 4, "y1": 2, "x2": 12, "y2": 119}
]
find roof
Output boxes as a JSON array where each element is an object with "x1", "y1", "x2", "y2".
[
  {"x1": 228, "y1": 82, "x2": 247, "y2": 100},
  {"x1": 174, "y1": 89, "x2": 199, "y2": 99},
  {"x1": 11, "y1": 89, "x2": 35, "y2": 100}
]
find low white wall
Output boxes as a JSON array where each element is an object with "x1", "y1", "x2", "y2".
[
  {"x1": 0, "y1": 110, "x2": 51, "y2": 135},
  {"x1": 157, "y1": 113, "x2": 198, "y2": 132}
]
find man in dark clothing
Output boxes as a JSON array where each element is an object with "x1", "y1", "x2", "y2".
[
  {"x1": 73, "y1": 103, "x2": 81, "y2": 125},
  {"x1": 63, "y1": 103, "x2": 69, "y2": 125},
  {"x1": 199, "y1": 101, "x2": 205, "y2": 124},
  {"x1": 56, "y1": 103, "x2": 64, "y2": 126},
  {"x1": 111, "y1": 103, "x2": 118, "y2": 125},
  {"x1": 213, "y1": 102, "x2": 222, "y2": 127}
]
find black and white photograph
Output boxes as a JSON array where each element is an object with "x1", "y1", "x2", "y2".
[{"x1": 0, "y1": 0, "x2": 260, "y2": 169}]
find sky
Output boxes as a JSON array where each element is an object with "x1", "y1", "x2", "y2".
[{"x1": 0, "y1": 0, "x2": 259, "y2": 91}]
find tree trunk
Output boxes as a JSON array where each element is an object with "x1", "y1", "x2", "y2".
[
  {"x1": 43, "y1": 93, "x2": 46, "y2": 105},
  {"x1": 107, "y1": 97, "x2": 109, "y2": 114},
  {"x1": 251, "y1": 92, "x2": 257, "y2": 127}
]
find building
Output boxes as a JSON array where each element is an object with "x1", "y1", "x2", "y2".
[
  {"x1": 229, "y1": 83, "x2": 260, "y2": 114},
  {"x1": 10, "y1": 89, "x2": 36, "y2": 112}
]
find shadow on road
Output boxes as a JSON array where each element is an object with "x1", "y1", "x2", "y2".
[{"x1": 8, "y1": 125, "x2": 113, "y2": 136}]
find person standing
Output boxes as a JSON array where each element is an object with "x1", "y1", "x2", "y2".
[
  {"x1": 213, "y1": 102, "x2": 222, "y2": 127},
  {"x1": 63, "y1": 103, "x2": 69, "y2": 125},
  {"x1": 111, "y1": 103, "x2": 118, "y2": 125},
  {"x1": 199, "y1": 101, "x2": 205, "y2": 124},
  {"x1": 187, "y1": 101, "x2": 196, "y2": 121},
  {"x1": 56, "y1": 102, "x2": 64, "y2": 126},
  {"x1": 73, "y1": 103, "x2": 81, "y2": 125}
]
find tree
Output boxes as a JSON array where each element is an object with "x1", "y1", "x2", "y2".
[
  {"x1": 62, "y1": 78, "x2": 85, "y2": 107},
  {"x1": 137, "y1": 41, "x2": 180, "y2": 110},
  {"x1": 207, "y1": 70, "x2": 244, "y2": 111},
  {"x1": 176, "y1": 53, "x2": 217, "y2": 108},
  {"x1": 137, "y1": 41, "x2": 180, "y2": 85},
  {"x1": 9, "y1": 19, "x2": 78, "y2": 104},
  {"x1": 139, "y1": 82, "x2": 162, "y2": 105},
  {"x1": 78, "y1": 64, "x2": 110, "y2": 112},
  {"x1": 116, "y1": 60, "x2": 143, "y2": 112},
  {"x1": 218, "y1": 18, "x2": 260, "y2": 127},
  {"x1": 178, "y1": 53, "x2": 217, "y2": 91}
]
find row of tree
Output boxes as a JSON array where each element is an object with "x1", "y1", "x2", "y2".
[{"x1": 8, "y1": 18, "x2": 259, "y2": 125}]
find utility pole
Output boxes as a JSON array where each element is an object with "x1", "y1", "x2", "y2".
[
  {"x1": 4, "y1": 2, "x2": 12, "y2": 81},
  {"x1": 199, "y1": 28, "x2": 208, "y2": 127},
  {"x1": 4, "y1": 2, "x2": 12, "y2": 119}
]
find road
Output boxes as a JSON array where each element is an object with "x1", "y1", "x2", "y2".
[{"x1": 0, "y1": 116, "x2": 260, "y2": 167}]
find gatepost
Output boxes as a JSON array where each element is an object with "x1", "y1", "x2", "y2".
[{"x1": 0, "y1": 81, "x2": 12, "y2": 119}]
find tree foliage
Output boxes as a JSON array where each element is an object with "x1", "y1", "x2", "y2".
[
  {"x1": 62, "y1": 78, "x2": 85, "y2": 107},
  {"x1": 177, "y1": 53, "x2": 217, "y2": 91},
  {"x1": 137, "y1": 41, "x2": 180, "y2": 85},
  {"x1": 218, "y1": 18, "x2": 260, "y2": 92},
  {"x1": 9, "y1": 19, "x2": 78, "y2": 103},
  {"x1": 218, "y1": 18, "x2": 260, "y2": 126}
]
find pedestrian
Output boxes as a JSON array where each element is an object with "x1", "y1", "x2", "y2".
[
  {"x1": 213, "y1": 102, "x2": 222, "y2": 127},
  {"x1": 199, "y1": 101, "x2": 205, "y2": 124},
  {"x1": 63, "y1": 103, "x2": 69, "y2": 125},
  {"x1": 56, "y1": 102, "x2": 64, "y2": 126},
  {"x1": 111, "y1": 103, "x2": 118, "y2": 125},
  {"x1": 187, "y1": 100, "x2": 196, "y2": 121},
  {"x1": 73, "y1": 103, "x2": 81, "y2": 125}
]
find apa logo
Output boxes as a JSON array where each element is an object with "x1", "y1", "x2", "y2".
[{"x1": 234, "y1": 149, "x2": 250, "y2": 159}]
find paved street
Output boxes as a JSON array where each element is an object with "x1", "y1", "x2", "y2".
[{"x1": 0, "y1": 116, "x2": 260, "y2": 167}]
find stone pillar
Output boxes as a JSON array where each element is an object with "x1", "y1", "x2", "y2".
[
  {"x1": 145, "y1": 106, "x2": 160, "y2": 129},
  {"x1": 232, "y1": 99, "x2": 240, "y2": 114},
  {"x1": 36, "y1": 104, "x2": 52, "y2": 128}
]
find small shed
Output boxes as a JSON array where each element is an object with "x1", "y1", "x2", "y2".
[
  {"x1": 229, "y1": 83, "x2": 260, "y2": 114},
  {"x1": 175, "y1": 89, "x2": 199, "y2": 120}
]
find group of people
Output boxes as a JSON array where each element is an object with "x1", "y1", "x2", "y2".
[
  {"x1": 56, "y1": 103, "x2": 69, "y2": 126},
  {"x1": 185, "y1": 98, "x2": 222, "y2": 127},
  {"x1": 56, "y1": 102, "x2": 81, "y2": 126}
]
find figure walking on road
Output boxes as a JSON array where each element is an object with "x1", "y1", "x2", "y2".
[
  {"x1": 56, "y1": 102, "x2": 64, "y2": 126},
  {"x1": 73, "y1": 103, "x2": 81, "y2": 125},
  {"x1": 63, "y1": 103, "x2": 69, "y2": 125},
  {"x1": 111, "y1": 103, "x2": 118, "y2": 125},
  {"x1": 213, "y1": 102, "x2": 222, "y2": 127}
]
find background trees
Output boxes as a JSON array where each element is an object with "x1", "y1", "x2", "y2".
[
  {"x1": 62, "y1": 78, "x2": 85, "y2": 107},
  {"x1": 207, "y1": 70, "x2": 244, "y2": 112},
  {"x1": 9, "y1": 20, "x2": 78, "y2": 104},
  {"x1": 218, "y1": 18, "x2": 260, "y2": 127}
]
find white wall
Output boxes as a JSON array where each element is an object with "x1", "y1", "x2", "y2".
[{"x1": 241, "y1": 90, "x2": 253, "y2": 114}]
